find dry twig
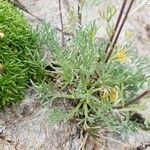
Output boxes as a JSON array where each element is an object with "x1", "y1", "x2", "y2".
[
  {"x1": 58, "y1": 0, "x2": 65, "y2": 47},
  {"x1": 105, "y1": 0, "x2": 127, "y2": 53},
  {"x1": 105, "y1": 0, "x2": 134, "y2": 63},
  {"x1": 78, "y1": 0, "x2": 82, "y2": 28},
  {"x1": 114, "y1": 89, "x2": 150, "y2": 109}
]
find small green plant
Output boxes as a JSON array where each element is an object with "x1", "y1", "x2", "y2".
[
  {"x1": 0, "y1": 0, "x2": 45, "y2": 108},
  {"x1": 36, "y1": 0, "x2": 150, "y2": 148}
]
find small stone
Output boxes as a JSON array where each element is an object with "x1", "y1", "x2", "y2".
[
  {"x1": 0, "y1": 124, "x2": 6, "y2": 134},
  {"x1": 0, "y1": 32, "x2": 4, "y2": 38}
]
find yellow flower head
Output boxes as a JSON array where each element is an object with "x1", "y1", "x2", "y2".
[
  {"x1": 114, "y1": 48, "x2": 128, "y2": 62},
  {"x1": 101, "y1": 88, "x2": 110, "y2": 100},
  {"x1": 0, "y1": 32, "x2": 4, "y2": 38},
  {"x1": 109, "y1": 87, "x2": 119, "y2": 102},
  {"x1": 100, "y1": 87, "x2": 119, "y2": 102}
]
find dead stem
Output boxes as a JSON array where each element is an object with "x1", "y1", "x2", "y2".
[
  {"x1": 56, "y1": 27, "x2": 74, "y2": 36},
  {"x1": 79, "y1": 132, "x2": 89, "y2": 150},
  {"x1": 92, "y1": 132, "x2": 130, "y2": 148},
  {"x1": 105, "y1": 0, "x2": 134, "y2": 63},
  {"x1": 100, "y1": 134, "x2": 130, "y2": 148},
  {"x1": 78, "y1": 0, "x2": 82, "y2": 28},
  {"x1": 58, "y1": 0, "x2": 65, "y2": 47},
  {"x1": 114, "y1": 89, "x2": 150, "y2": 109},
  {"x1": 105, "y1": 0, "x2": 127, "y2": 53}
]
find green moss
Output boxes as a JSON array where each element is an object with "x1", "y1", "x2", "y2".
[{"x1": 0, "y1": 0, "x2": 45, "y2": 108}]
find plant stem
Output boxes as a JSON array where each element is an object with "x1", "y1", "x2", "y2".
[
  {"x1": 51, "y1": 93, "x2": 80, "y2": 100},
  {"x1": 105, "y1": 0, "x2": 127, "y2": 53},
  {"x1": 56, "y1": 27, "x2": 74, "y2": 36},
  {"x1": 58, "y1": 0, "x2": 65, "y2": 47},
  {"x1": 115, "y1": 89, "x2": 150, "y2": 109},
  {"x1": 78, "y1": 0, "x2": 82, "y2": 28},
  {"x1": 105, "y1": 0, "x2": 134, "y2": 63}
]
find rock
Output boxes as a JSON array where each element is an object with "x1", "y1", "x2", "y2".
[{"x1": 0, "y1": 90, "x2": 80, "y2": 150}]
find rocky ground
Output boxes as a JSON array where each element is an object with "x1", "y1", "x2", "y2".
[{"x1": 0, "y1": 0, "x2": 150, "y2": 149}]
